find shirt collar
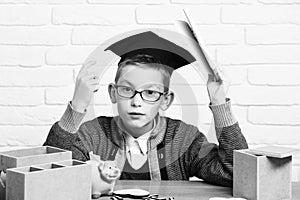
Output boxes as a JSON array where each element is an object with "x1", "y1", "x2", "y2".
[{"x1": 125, "y1": 118, "x2": 156, "y2": 155}]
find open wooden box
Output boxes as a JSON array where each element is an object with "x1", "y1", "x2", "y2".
[
  {"x1": 6, "y1": 160, "x2": 91, "y2": 200},
  {"x1": 0, "y1": 146, "x2": 72, "y2": 172},
  {"x1": 0, "y1": 146, "x2": 92, "y2": 200},
  {"x1": 233, "y1": 147, "x2": 295, "y2": 200}
]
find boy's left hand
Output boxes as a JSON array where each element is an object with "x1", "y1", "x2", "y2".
[{"x1": 206, "y1": 70, "x2": 227, "y2": 105}]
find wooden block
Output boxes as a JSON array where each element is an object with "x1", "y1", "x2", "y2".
[
  {"x1": 6, "y1": 160, "x2": 92, "y2": 200},
  {"x1": 0, "y1": 146, "x2": 72, "y2": 200},
  {"x1": 233, "y1": 149, "x2": 292, "y2": 200},
  {"x1": 0, "y1": 146, "x2": 72, "y2": 171},
  {"x1": 248, "y1": 145, "x2": 300, "y2": 158}
]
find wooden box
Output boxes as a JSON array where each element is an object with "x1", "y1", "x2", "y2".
[
  {"x1": 0, "y1": 146, "x2": 72, "y2": 171},
  {"x1": 6, "y1": 160, "x2": 92, "y2": 200},
  {"x1": 0, "y1": 146, "x2": 72, "y2": 200},
  {"x1": 233, "y1": 149, "x2": 292, "y2": 200}
]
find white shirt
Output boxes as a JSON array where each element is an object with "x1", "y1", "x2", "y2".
[{"x1": 124, "y1": 119, "x2": 156, "y2": 170}]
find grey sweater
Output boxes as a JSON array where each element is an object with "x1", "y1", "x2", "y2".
[{"x1": 44, "y1": 100, "x2": 248, "y2": 186}]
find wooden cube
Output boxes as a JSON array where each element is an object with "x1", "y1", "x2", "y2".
[
  {"x1": 0, "y1": 146, "x2": 72, "y2": 172},
  {"x1": 233, "y1": 149, "x2": 292, "y2": 200},
  {"x1": 6, "y1": 160, "x2": 91, "y2": 200}
]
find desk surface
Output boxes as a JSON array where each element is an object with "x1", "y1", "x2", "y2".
[{"x1": 101, "y1": 180, "x2": 300, "y2": 200}]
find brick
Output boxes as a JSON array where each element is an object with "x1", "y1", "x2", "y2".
[
  {"x1": 294, "y1": 156, "x2": 300, "y2": 166},
  {"x1": 0, "y1": 6, "x2": 50, "y2": 25},
  {"x1": 26, "y1": 0, "x2": 85, "y2": 3},
  {"x1": 0, "y1": 146, "x2": 30, "y2": 152},
  {"x1": 292, "y1": 166, "x2": 300, "y2": 182},
  {"x1": 0, "y1": 0, "x2": 85, "y2": 3},
  {"x1": 248, "y1": 65, "x2": 300, "y2": 86},
  {"x1": 258, "y1": 0, "x2": 300, "y2": 4},
  {"x1": 171, "y1": 85, "x2": 210, "y2": 105},
  {"x1": 246, "y1": 25, "x2": 300, "y2": 44},
  {"x1": 0, "y1": 27, "x2": 71, "y2": 46},
  {"x1": 0, "y1": 0, "x2": 25, "y2": 3},
  {"x1": 46, "y1": 46, "x2": 96, "y2": 65},
  {"x1": 0, "y1": 46, "x2": 45, "y2": 66},
  {"x1": 171, "y1": 0, "x2": 241, "y2": 4},
  {"x1": 222, "y1": 5, "x2": 300, "y2": 24},
  {"x1": 0, "y1": 126, "x2": 50, "y2": 146},
  {"x1": 171, "y1": 65, "x2": 206, "y2": 85},
  {"x1": 45, "y1": 87, "x2": 73, "y2": 105},
  {"x1": 0, "y1": 67, "x2": 74, "y2": 87},
  {"x1": 136, "y1": 6, "x2": 220, "y2": 24},
  {"x1": 72, "y1": 25, "x2": 142, "y2": 45},
  {"x1": 248, "y1": 106, "x2": 300, "y2": 125},
  {"x1": 217, "y1": 46, "x2": 300, "y2": 65},
  {"x1": 222, "y1": 66, "x2": 247, "y2": 85},
  {"x1": 232, "y1": 105, "x2": 248, "y2": 125},
  {"x1": 88, "y1": 0, "x2": 167, "y2": 3},
  {"x1": 0, "y1": 106, "x2": 65, "y2": 125},
  {"x1": 241, "y1": 124, "x2": 300, "y2": 145},
  {"x1": 0, "y1": 88, "x2": 44, "y2": 106},
  {"x1": 196, "y1": 25, "x2": 244, "y2": 45},
  {"x1": 228, "y1": 85, "x2": 300, "y2": 105},
  {"x1": 53, "y1": 6, "x2": 135, "y2": 25}
]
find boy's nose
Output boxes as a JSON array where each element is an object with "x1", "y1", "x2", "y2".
[{"x1": 130, "y1": 93, "x2": 143, "y2": 107}]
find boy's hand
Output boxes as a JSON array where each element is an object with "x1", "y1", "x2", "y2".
[
  {"x1": 71, "y1": 61, "x2": 99, "y2": 113},
  {"x1": 206, "y1": 69, "x2": 227, "y2": 105}
]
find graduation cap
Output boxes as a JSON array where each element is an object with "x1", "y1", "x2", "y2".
[{"x1": 104, "y1": 31, "x2": 196, "y2": 70}]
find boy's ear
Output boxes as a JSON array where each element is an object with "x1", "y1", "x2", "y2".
[
  {"x1": 108, "y1": 83, "x2": 117, "y2": 104},
  {"x1": 160, "y1": 91, "x2": 174, "y2": 111}
]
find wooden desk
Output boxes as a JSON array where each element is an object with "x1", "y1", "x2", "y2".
[{"x1": 101, "y1": 180, "x2": 300, "y2": 200}]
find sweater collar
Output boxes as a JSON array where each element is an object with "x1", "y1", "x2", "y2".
[{"x1": 111, "y1": 113, "x2": 167, "y2": 150}]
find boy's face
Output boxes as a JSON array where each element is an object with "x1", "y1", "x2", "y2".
[{"x1": 108, "y1": 64, "x2": 174, "y2": 136}]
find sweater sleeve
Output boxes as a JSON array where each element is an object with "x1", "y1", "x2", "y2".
[
  {"x1": 188, "y1": 100, "x2": 248, "y2": 187},
  {"x1": 43, "y1": 104, "x2": 94, "y2": 161},
  {"x1": 43, "y1": 121, "x2": 90, "y2": 161},
  {"x1": 59, "y1": 102, "x2": 86, "y2": 133}
]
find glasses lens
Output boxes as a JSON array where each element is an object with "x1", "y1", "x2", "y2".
[
  {"x1": 117, "y1": 86, "x2": 134, "y2": 98},
  {"x1": 142, "y1": 90, "x2": 161, "y2": 102}
]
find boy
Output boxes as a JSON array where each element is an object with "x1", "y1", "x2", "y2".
[{"x1": 44, "y1": 31, "x2": 248, "y2": 186}]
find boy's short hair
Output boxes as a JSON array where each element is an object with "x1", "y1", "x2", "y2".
[{"x1": 115, "y1": 54, "x2": 173, "y2": 92}]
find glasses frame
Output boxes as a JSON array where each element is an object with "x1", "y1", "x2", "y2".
[{"x1": 114, "y1": 84, "x2": 168, "y2": 103}]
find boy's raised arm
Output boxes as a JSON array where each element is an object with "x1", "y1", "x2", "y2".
[
  {"x1": 187, "y1": 66, "x2": 248, "y2": 186},
  {"x1": 188, "y1": 98, "x2": 248, "y2": 186},
  {"x1": 44, "y1": 61, "x2": 100, "y2": 161}
]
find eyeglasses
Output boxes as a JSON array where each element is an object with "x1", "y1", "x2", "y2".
[{"x1": 114, "y1": 85, "x2": 167, "y2": 103}]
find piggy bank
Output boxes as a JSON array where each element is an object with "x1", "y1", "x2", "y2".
[{"x1": 87, "y1": 152, "x2": 121, "y2": 199}]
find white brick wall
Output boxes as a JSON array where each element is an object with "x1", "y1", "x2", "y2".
[
  {"x1": 0, "y1": 0, "x2": 300, "y2": 181},
  {"x1": 0, "y1": 6, "x2": 51, "y2": 25}
]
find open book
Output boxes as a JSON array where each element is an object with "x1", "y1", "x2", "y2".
[{"x1": 174, "y1": 8, "x2": 224, "y2": 82}]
